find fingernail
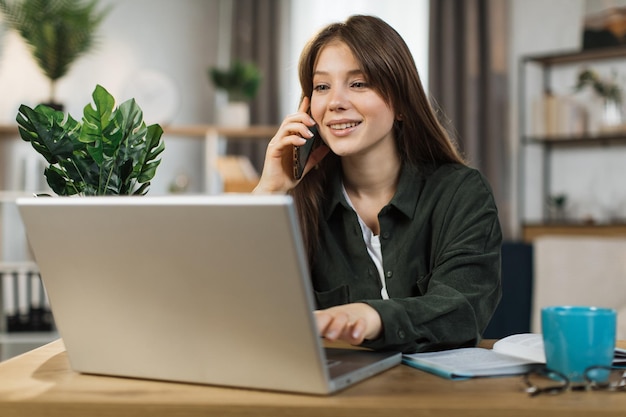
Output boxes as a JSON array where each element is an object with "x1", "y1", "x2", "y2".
[{"x1": 306, "y1": 129, "x2": 314, "y2": 137}]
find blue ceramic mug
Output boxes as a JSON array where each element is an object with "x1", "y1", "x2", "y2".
[{"x1": 542, "y1": 306, "x2": 616, "y2": 384}]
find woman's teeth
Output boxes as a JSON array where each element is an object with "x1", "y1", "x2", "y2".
[{"x1": 330, "y1": 122, "x2": 359, "y2": 130}]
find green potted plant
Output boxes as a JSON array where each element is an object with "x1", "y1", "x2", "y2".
[
  {"x1": 0, "y1": 0, "x2": 111, "y2": 110},
  {"x1": 208, "y1": 60, "x2": 262, "y2": 127},
  {"x1": 575, "y1": 68, "x2": 624, "y2": 130},
  {"x1": 575, "y1": 69, "x2": 622, "y2": 103},
  {"x1": 16, "y1": 84, "x2": 164, "y2": 196}
]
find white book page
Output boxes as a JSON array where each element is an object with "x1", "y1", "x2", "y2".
[
  {"x1": 492, "y1": 333, "x2": 546, "y2": 363},
  {"x1": 422, "y1": 348, "x2": 535, "y2": 370},
  {"x1": 403, "y1": 347, "x2": 536, "y2": 377}
]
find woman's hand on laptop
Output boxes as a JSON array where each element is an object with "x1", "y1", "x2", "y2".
[{"x1": 314, "y1": 303, "x2": 382, "y2": 345}]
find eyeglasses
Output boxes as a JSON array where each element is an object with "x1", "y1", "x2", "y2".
[{"x1": 523, "y1": 366, "x2": 626, "y2": 396}]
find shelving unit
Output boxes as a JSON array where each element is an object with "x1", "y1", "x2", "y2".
[
  {"x1": 518, "y1": 46, "x2": 626, "y2": 242},
  {"x1": 0, "y1": 262, "x2": 58, "y2": 362},
  {"x1": 0, "y1": 191, "x2": 57, "y2": 361},
  {"x1": 0, "y1": 128, "x2": 44, "y2": 361}
]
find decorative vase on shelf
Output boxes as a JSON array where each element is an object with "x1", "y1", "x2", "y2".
[
  {"x1": 208, "y1": 60, "x2": 261, "y2": 128},
  {"x1": 575, "y1": 69, "x2": 624, "y2": 134},
  {"x1": 217, "y1": 102, "x2": 250, "y2": 128},
  {"x1": 547, "y1": 194, "x2": 568, "y2": 223},
  {"x1": 600, "y1": 98, "x2": 624, "y2": 132}
]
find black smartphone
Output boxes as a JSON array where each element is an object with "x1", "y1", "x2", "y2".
[{"x1": 293, "y1": 124, "x2": 322, "y2": 180}]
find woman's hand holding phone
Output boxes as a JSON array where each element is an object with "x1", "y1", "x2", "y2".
[
  {"x1": 293, "y1": 124, "x2": 323, "y2": 180},
  {"x1": 254, "y1": 97, "x2": 329, "y2": 194}
]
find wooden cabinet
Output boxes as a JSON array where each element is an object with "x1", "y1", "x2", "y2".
[{"x1": 519, "y1": 46, "x2": 626, "y2": 242}]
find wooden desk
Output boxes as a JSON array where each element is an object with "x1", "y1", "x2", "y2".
[{"x1": 2, "y1": 340, "x2": 626, "y2": 417}]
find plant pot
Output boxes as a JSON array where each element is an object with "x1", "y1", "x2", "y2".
[
  {"x1": 40, "y1": 101, "x2": 64, "y2": 112},
  {"x1": 600, "y1": 98, "x2": 624, "y2": 132},
  {"x1": 217, "y1": 102, "x2": 250, "y2": 127}
]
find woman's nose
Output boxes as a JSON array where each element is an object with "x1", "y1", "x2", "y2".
[{"x1": 328, "y1": 86, "x2": 349, "y2": 111}]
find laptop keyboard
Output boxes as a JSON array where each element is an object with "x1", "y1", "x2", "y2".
[{"x1": 326, "y1": 359, "x2": 342, "y2": 368}]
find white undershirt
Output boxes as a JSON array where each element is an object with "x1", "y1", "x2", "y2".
[{"x1": 342, "y1": 185, "x2": 390, "y2": 300}]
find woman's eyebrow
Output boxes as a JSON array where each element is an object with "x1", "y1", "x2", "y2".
[{"x1": 313, "y1": 69, "x2": 364, "y2": 77}]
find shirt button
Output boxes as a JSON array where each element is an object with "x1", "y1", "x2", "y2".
[
  {"x1": 398, "y1": 330, "x2": 406, "y2": 339},
  {"x1": 386, "y1": 270, "x2": 393, "y2": 279},
  {"x1": 368, "y1": 268, "x2": 374, "y2": 276},
  {"x1": 382, "y1": 232, "x2": 390, "y2": 239}
]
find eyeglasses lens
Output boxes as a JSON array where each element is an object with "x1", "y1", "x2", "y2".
[
  {"x1": 523, "y1": 368, "x2": 569, "y2": 396},
  {"x1": 584, "y1": 366, "x2": 626, "y2": 391}
]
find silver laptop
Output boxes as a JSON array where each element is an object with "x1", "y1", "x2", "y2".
[{"x1": 17, "y1": 194, "x2": 401, "y2": 395}]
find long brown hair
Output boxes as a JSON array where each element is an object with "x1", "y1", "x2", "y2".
[{"x1": 292, "y1": 15, "x2": 464, "y2": 262}]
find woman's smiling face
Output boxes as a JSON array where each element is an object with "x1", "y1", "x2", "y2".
[{"x1": 310, "y1": 41, "x2": 397, "y2": 159}]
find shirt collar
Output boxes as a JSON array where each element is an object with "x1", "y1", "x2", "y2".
[
  {"x1": 322, "y1": 162, "x2": 424, "y2": 221},
  {"x1": 388, "y1": 163, "x2": 422, "y2": 219},
  {"x1": 323, "y1": 164, "x2": 351, "y2": 220}
]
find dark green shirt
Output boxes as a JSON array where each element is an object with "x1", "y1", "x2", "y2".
[{"x1": 311, "y1": 162, "x2": 502, "y2": 353}]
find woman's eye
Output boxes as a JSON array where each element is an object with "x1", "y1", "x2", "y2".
[
  {"x1": 351, "y1": 81, "x2": 367, "y2": 89},
  {"x1": 313, "y1": 84, "x2": 329, "y2": 92}
]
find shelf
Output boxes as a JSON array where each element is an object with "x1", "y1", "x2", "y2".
[
  {"x1": 522, "y1": 222, "x2": 626, "y2": 242},
  {"x1": 522, "y1": 132, "x2": 626, "y2": 146},
  {"x1": 0, "y1": 331, "x2": 58, "y2": 345},
  {"x1": 0, "y1": 191, "x2": 38, "y2": 203},
  {"x1": 0, "y1": 331, "x2": 59, "y2": 362},
  {"x1": 518, "y1": 46, "x2": 626, "y2": 237},
  {"x1": 163, "y1": 124, "x2": 277, "y2": 139},
  {"x1": 0, "y1": 124, "x2": 279, "y2": 140},
  {"x1": 0, "y1": 125, "x2": 18, "y2": 138},
  {"x1": 524, "y1": 45, "x2": 626, "y2": 66}
]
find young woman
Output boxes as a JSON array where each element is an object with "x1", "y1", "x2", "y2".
[{"x1": 254, "y1": 15, "x2": 501, "y2": 353}]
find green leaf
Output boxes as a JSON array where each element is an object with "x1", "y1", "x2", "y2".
[
  {"x1": 136, "y1": 124, "x2": 164, "y2": 183},
  {"x1": 115, "y1": 159, "x2": 132, "y2": 195},
  {"x1": 80, "y1": 84, "x2": 116, "y2": 164},
  {"x1": 138, "y1": 160, "x2": 160, "y2": 184},
  {"x1": 16, "y1": 104, "x2": 80, "y2": 164},
  {"x1": 133, "y1": 182, "x2": 150, "y2": 196},
  {"x1": 44, "y1": 166, "x2": 73, "y2": 196}
]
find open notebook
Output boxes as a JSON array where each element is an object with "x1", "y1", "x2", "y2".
[{"x1": 17, "y1": 194, "x2": 401, "y2": 395}]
